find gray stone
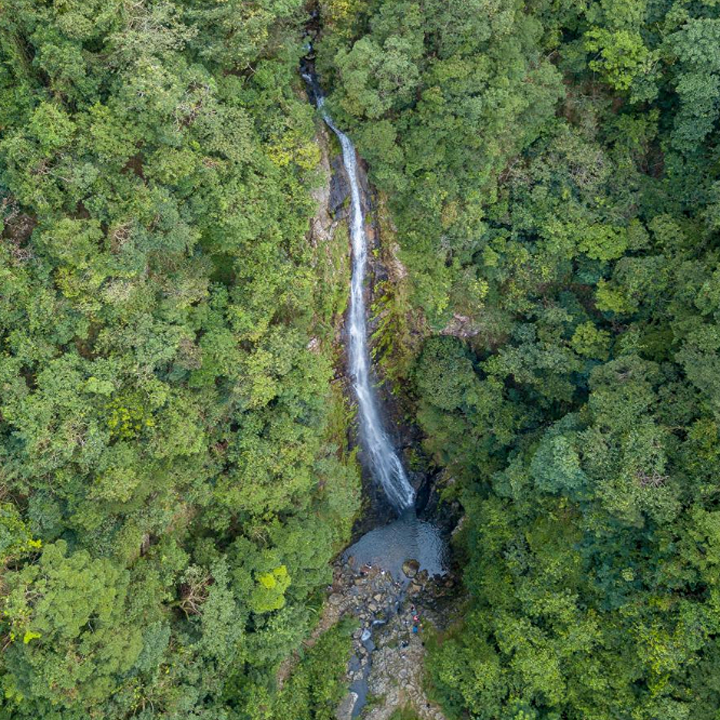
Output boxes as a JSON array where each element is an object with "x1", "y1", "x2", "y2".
[
  {"x1": 335, "y1": 692, "x2": 358, "y2": 720},
  {"x1": 329, "y1": 157, "x2": 350, "y2": 215},
  {"x1": 402, "y1": 559, "x2": 420, "y2": 578},
  {"x1": 329, "y1": 593, "x2": 343, "y2": 606}
]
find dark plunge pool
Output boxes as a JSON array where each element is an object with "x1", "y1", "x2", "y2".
[{"x1": 343, "y1": 511, "x2": 448, "y2": 582}]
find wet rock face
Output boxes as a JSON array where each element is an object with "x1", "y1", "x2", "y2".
[{"x1": 329, "y1": 155, "x2": 351, "y2": 216}]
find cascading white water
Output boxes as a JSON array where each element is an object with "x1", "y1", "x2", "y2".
[{"x1": 310, "y1": 85, "x2": 415, "y2": 512}]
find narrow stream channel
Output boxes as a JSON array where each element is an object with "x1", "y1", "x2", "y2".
[{"x1": 303, "y1": 63, "x2": 448, "y2": 718}]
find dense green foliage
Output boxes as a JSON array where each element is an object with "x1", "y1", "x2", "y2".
[
  {"x1": 6, "y1": 0, "x2": 720, "y2": 718},
  {"x1": 270, "y1": 618, "x2": 356, "y2": 720},
  {"x1": 317, "y1": 0, "x2": 720, "y2": 718},
  {"x1": 0, "y1": 2, "x2": 358, "y2": 718}
]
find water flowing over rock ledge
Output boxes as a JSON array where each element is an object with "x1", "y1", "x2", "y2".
[{"x1": 299, "y1": 43, "x2": 463, "y2": 718}]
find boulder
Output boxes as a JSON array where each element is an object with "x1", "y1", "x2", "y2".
[
  {"x1": 402, "y1": 559, "x2": 420, "y2": 579},
  {"x1": 335, "y1": 692, "x2": 358, "y2": 720}
]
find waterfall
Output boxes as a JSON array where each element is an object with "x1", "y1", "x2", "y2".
[{"x1": 307, "y1": 78, "x2": 415, "y2": 512}]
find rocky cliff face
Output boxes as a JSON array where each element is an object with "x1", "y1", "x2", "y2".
[
  {"x1": 312, "y1": 120, "x2": 461, "y2": 539},
  {"x1": 309, "y1": 126, "x2": 350, "y2": 247}
]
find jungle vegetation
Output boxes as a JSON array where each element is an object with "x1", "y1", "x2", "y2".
[
  {"x1": 3, "y1": 0, "x2": 720, "y2": 719},
  {"x1": 0, "y1": 1, "x2": 358, "y2": 718},
  {"x1": 318, "y1": 0, "x2": 720, "y2": 718}
]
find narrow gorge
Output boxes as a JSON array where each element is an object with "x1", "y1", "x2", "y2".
[{"x1": 301, "y1": 64, "x2": 455, "y2": 720}]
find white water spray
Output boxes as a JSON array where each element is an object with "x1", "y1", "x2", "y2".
[{"x1": 308, "y1": 80, "x2": 415, "y2": 512}]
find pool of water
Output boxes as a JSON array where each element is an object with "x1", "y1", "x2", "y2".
[{"x1": 343, "y1": 511, "x2": 448, "y2": 582}]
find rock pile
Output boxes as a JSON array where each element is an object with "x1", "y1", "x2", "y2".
[{"x1": 330, "y1": 556, "x2": 455, "y2": 720}]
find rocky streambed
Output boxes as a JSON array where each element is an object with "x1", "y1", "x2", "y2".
[{"x1": 326, "y1": 515, "x2": 457, "y2": 720}]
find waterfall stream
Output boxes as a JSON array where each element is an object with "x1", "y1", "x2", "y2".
[
  {"x1": 302, "y1": 68, "x2": 447, "y2": 720},
  {"x1": 307, "y1": 81, "x2": 415, "y2": 513}
]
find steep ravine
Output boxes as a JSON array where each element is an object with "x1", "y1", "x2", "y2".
[
  {"x1": 307, "y1": 84, "x2": 455, "y2": 534},
  {"x1": 298, "y1": 63, "x2": 461, "y2": 720}
]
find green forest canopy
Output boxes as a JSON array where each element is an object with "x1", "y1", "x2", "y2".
[
  {"x1": 0, "y1": 1, "x2": 358, "y2": 717},
  {"x1": 317, "y1": 0, "x2": 720, "y2": 718},
  {"x1": 3, "y1": 0, "x2": 720, "y2": 719}
]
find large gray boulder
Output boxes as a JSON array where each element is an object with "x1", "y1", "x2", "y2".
[
  {"x1": 336, "y1": 691, "x2": 358, "y2": 720},
  {"x1": 402, "y1": 559, "x2": 420, "y2": 579}
]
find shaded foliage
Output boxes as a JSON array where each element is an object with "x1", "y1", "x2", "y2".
[{"x1": 317, "y1": 0, "x2": 720, "y2": 718}]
